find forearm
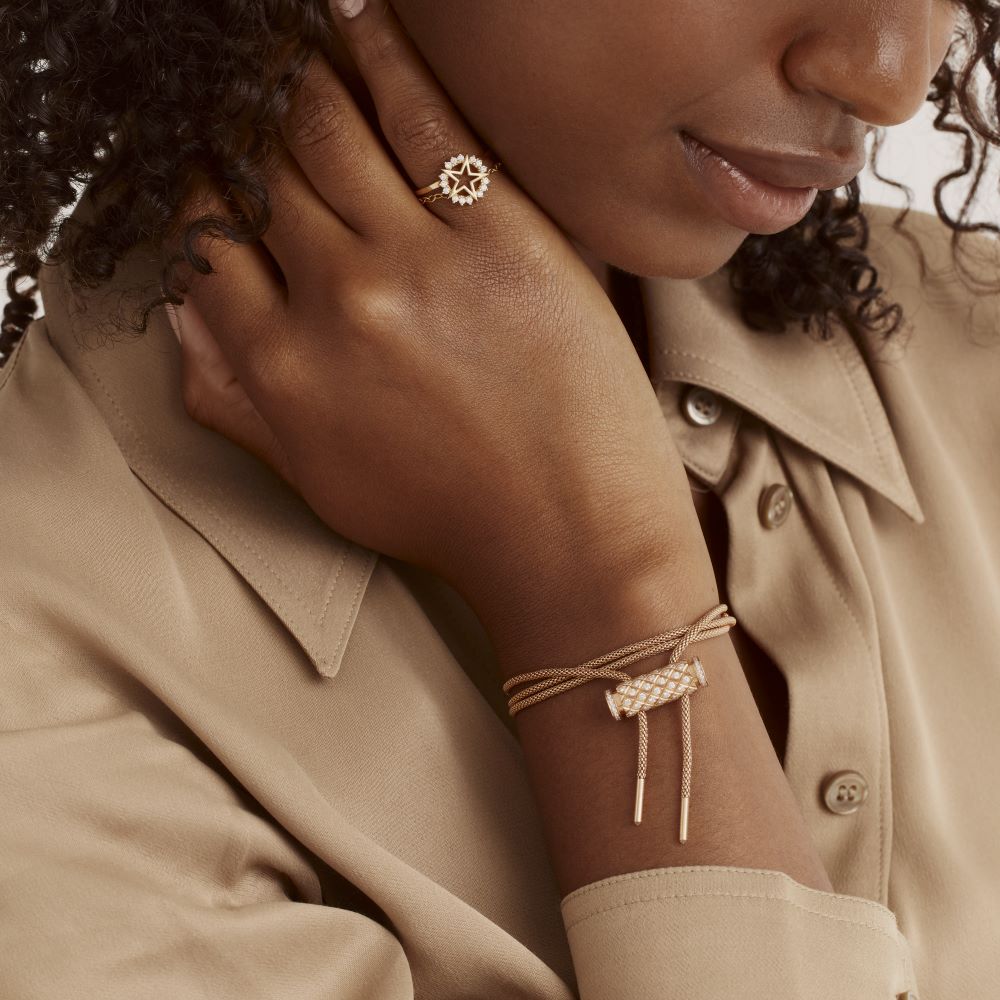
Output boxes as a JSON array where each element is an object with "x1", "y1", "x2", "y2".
[{"x1": 481, "y1": 533, "x2": 834, "y2": 899}]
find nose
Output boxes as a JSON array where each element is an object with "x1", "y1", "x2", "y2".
[{"x1": 783, "y1": 0, "x2": 958, "y2": 127}]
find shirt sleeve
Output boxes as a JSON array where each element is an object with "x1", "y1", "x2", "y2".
[
  {"x1": 560, "y1": 865, "x2": 919, "y2": 999},
  {"x1": 0, "y1": 629, "x2": 414, "y2": 1000}
]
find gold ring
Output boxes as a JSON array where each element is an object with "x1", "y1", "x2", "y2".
[{"x1": 413, "y1": 153, "x2": 501, "y2": 205}]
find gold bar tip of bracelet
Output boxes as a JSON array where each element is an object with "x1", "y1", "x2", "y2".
[
  {"x1": 633, "y1": 776, "x2": 645, "y2": 825},
  {"x1": 679, "y1": 795, "x2": 690, "y2": 843}
]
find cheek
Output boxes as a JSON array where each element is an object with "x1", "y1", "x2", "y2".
[{"x1": 395, "y1": 0, "x2": 749, "y2": 163}]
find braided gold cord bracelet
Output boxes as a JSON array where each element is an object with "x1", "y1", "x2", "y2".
[{"x1": 502, "y1": 603, "x2": 737, "y2": 843}]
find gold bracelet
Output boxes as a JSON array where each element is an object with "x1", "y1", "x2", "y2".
[{"x1": 501, "y1": 603, "x2": 737, "y2": 844}]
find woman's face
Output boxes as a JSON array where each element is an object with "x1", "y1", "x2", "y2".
[{"x1": 383, "y1": 0, "x2": 958, "y2": 279}]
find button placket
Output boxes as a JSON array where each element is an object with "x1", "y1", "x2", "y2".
[{"x1": 718, "y1": 422, "x2": 890, "y2": 902}]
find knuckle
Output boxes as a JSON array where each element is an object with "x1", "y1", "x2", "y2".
[
  {"x1": 287, "y1": 89, "x2": 353, "y2": 154},
  {"x1": 354, "y1": 21, "x2": 406, "y2": 71},
  {"x1": 339, "y1": 276, "x2": 410, "y2": 342},
  {"x1": 383, "y1": 100, "x2": 454, "y2": 157}
]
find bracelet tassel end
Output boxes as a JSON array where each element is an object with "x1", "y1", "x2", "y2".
[{"x1": 633, "y1": 776, "x2": 645, "y2": 825}]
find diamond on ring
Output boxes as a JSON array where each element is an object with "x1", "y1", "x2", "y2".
[{"x1": 414, "y1": 153, "x2": 497, "y2": 206}]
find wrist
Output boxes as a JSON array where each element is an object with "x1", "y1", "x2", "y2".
[{"x1": 476, "y1": 533, "x2": 723, "y2": 684}]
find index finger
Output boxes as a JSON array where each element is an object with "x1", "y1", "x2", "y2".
[{"x1": 328, "y1": 0, "x2": 517, "y2": 230}]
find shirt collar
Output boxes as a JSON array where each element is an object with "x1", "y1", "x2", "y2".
[
  {"x1": 38, "y1": 245, "x2": 380, "y2": 681},
  {"x1": 638, "y1": 260, "x2": 925, "y2": 524}
]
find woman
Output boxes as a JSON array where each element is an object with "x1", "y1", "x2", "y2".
[{"x1": 1, "y1": 0, "x2": 998, "y2": 996}]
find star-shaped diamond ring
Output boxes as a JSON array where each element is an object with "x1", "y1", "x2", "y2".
[{"x1": 414, "y1": 153, "x2": 500, "y2": 206}]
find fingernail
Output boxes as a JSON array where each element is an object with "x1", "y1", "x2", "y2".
[
  {"x1": 335, "y1": 0, "x2": 365, "y2": 17},
  {"x1": 165, "y1": 302, "x2": 183, "y2": 344},
  {"x1": 166, "y1": 298, "x2": 212, "y2": 359}
]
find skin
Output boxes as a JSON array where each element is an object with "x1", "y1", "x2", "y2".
[{"x1": 170, "y1": 0, "x2": 959, "y2": 896}]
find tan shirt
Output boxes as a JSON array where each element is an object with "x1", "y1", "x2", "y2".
[{"x1": 1, "y1": 200, "x2": 998, "y2": 998}]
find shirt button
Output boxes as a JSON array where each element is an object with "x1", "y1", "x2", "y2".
[
  {"x1": 681, "y1": 386, "x2": 722, "y2": 427},
  {"x1": 758, "y1": 483, "x2": 794, "y2": 528},
  {"x1": 821, "y1": 770, "x2": 869, "y2": 815}
]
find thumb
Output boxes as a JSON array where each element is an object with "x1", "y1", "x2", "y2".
[{"x1": 166, "y1": 298, "x2": 298, "y2": 490}]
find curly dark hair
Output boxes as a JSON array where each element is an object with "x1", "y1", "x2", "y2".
[{"x1": 1, "y1": 0, "x2": 999, "y2": 368}]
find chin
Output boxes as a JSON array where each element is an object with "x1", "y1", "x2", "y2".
[{"x1": 589, "y1": 216, "x2": 750, "y2": 281}]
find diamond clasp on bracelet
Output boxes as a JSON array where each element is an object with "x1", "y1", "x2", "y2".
[
  {"x1": 604, "y1": 656, "x2": 707, "y2": 720},
  {"x1": 604, "y1": 656, "x2": 708, "y2": 838}
]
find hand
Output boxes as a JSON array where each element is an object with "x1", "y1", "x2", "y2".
[{"x1": 169, "y1": 0, "x2": 697, "y2": 648}]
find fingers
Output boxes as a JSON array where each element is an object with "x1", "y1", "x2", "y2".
[
  {"x1": 257, "y1": 139, "x2": 361, "y2": 288},
  {"x1": 171, "y1": 184, "x2": 290, "y2": 409},
  {"x1": 328, "y1": 0, "x2": 511, "y2": 231},
  {"x1": 279, "y1": 54, "x2": 420, "y2": 239},
  {"x1": 169, "y1": 296, "x2": 298, "y2": 489}
]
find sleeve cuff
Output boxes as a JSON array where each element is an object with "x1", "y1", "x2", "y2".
[{"x1": 560, "y1": 865, "x2": 919, "y2": 1000}]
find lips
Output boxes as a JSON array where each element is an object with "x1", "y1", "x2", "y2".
[
  {"x1": 681, "y1": 130, "x2": 866, "y2": 192},
  {"x1": 678, "y1": 132, "x2": 822, "y2": 234}
]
